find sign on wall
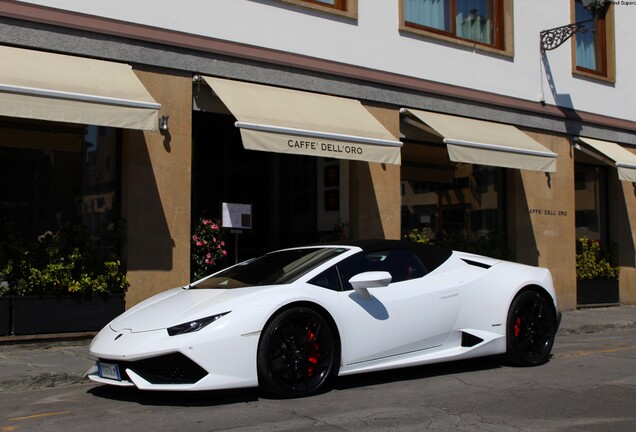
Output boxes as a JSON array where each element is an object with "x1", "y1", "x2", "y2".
[{"x1": 221, "y1": 202, "x2": 252, "y2": 230}]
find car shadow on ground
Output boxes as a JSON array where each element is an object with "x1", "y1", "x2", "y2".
[
  {"x1": 87, "y1": 355, "x2": 504, "y2": 406},
  {"x1": 87, "y1": 385, "x2": 260, "y2": 406},
  {"x1": 332, "y1": 355, "x2": 503, "y2": 392}
]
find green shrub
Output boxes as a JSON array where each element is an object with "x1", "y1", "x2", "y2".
[
  {"x1": 0, "y1": 221, "x2": 129, "y2": 297},
  {"x1": 576, "y1": 237, "x2": 619, "y2": 280}
]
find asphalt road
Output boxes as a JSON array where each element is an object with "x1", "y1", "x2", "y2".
[{"x1": 1, "y1": 328, "x2": 635, "y2": 432}]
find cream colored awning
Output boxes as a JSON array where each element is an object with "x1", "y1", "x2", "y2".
[
  {"x1": 401, "y1": 108, "x2": 558, "y2": 172},
  {"x1": 0, "y1": 45, "x2": 160, "y2": 131},
  {"x1": 202, "y1": 76, "x2": 402, "y2": 165},
  {"x1": 576, "y1": 137, "x2": 636, "y2": 182}
]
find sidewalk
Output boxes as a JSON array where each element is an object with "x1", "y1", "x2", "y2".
[{"x1": 0, "y1": 305, "x2": 635, "y2": 391}]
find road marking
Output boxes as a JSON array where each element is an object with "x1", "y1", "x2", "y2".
[
  {"x1": 8, "y1": 411, "x2": 71, "y2": 422},
  {"x1": 558, "y1": 344, "x2": 636, "y2": 359}
]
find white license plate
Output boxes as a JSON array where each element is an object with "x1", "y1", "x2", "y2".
[{"x1": 97, "y1": 362, "x2": 121, "y2": 381}]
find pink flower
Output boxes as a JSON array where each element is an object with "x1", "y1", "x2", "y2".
[
  {"x1": 192, "y1": 235, "x2": 198, "y2": 241},
  {"x1": 196, "y1": 241, "x2": 203, "y2": 246},
  {"x1": 222, "y1": 250, "x2": 227, "y2": 256},
  {"x1": 203, "y1": 219, "x2": 211, "y2": 225},
  {"x1": 220, "y1": 241, "x2": 225, "y2": 246}
]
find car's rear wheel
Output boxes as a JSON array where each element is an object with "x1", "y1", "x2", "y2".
[
  {"x1": 505, "y1": 290, "x2": 557, "y2": 366},
  {"x1": 257, "y1": 306, "x2": 337, "y2": 398}
]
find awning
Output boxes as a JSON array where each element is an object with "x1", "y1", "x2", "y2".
[
  {"x1": 401, "y1": 108, "x2": 558, "y2": 172},
  {"x1": 576, "y1": 137, "x2": 636, "y2": 182},
  {"x1": 202, "y1": 76, "x2": 402, "y2": 165},
  {"x1": 0, "y1": 45, "x2": 160, "y2": 131}
]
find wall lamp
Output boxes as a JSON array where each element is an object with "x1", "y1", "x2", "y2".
[
  {"x1": 540, "y1": 0, "x2": 610, "y2": 51},
  {"x1": 159, "y1": 115, "x2": 169, "y2": 132}
]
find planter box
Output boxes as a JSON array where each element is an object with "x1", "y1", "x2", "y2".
[
  {"x1": 8, "y1": 292, "x2": 125, "y2": 335},
  {"x1": 0, "y1": 297, "x2": 10, "y2": 336},
  {"x1": 577, "y1": 279, "x2": 619, "y2": 307}
]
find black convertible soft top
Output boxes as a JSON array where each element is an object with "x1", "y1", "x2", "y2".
[{"x1": 338, "y1": 239, "x2": 453, "y2": 275}]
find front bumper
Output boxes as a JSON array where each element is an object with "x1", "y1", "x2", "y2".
[{"x1": 87, "y1": 324, "x2": 260, "y2": 391}]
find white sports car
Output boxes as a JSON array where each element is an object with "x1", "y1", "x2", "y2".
[{"x1": 86, "y1": 240, "x2": 561, "y2": 398}]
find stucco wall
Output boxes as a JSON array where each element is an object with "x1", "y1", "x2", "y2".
[
  {"x1": 614, "y1": 171, "x2": 636, "y2": 304},
  {"x1": 122, "y1": 69, "x2": 192, "y2": 308},
  {"x1": 510, "y1": 132, "x2": 577, "y2": 310},
  {"x1": 349, "y1": 103, "x2": 401, "y2": 240}
]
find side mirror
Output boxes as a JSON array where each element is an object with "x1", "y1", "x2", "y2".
[{"x1": 348, "y1": 271, "x2": 392, "y2": 299}]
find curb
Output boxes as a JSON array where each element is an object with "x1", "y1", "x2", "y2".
[
  {"x1": 0, "y1": 373, "x2": 88, "y2": 392},
  {"x1": 557, "y1": 321, "x2": 636, "y2": 336},
  {"x1": 0, "y1": 331, "x2": 96, "y2": 345}
]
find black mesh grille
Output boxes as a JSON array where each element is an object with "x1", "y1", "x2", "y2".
[{"x1": 102, "y1": 352, "x2": 208, "y2": 385}]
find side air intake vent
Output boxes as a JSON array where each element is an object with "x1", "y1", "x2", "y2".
[
  {"x1": 461, "y1": 259, "x2": 491, "y2": 269},
  {"x1": 461, "y1": 332, "x2": 484, "y2": 347}
]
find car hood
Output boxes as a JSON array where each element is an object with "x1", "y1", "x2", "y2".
[{"x1": 109, "y1": 286, "x2": 265, "y2": 332}]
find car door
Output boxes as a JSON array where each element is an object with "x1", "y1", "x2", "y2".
[{"x1": 335, "y1": 249, "x2": 463, "y2": 365}]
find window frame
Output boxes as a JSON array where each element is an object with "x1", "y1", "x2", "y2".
[
  {"x1": 571, "y1": 0, "x2": 616, "y2": 82},
  {"x1": 399, "y1": 0, "x2": 513, "y2": 56},
  {"x1": 276, "y1": 0, "x2": 357, "y2": 18}
]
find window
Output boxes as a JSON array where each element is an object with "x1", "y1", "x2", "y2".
[
  {"x1": 276, "y1": 0, "x2": 356, "y2": 17},
  {"x1": 0, "y1": 119, "x2": 121, "y2": 256},
  {"x1": 573, "y1": 0, "x2": 615, "y2": 80},
  {"x1": 195, "y1": 247, "x2": 346, "y2": 288},
  {"x1": 401, "y1": 163, "x2": 508, "y2": 257},
  {"x1": 401, "y1": 0, "x2": 509, "y2": 53},
  {"x1": 574, "y1": 164, "x2": 608, "y2": 242},
  {"x1": 303, "y1": 0, "x2": 345, "y2": 9},
  {"x1": 310, "y1": 249, "x2": 429, "y2": 291}
]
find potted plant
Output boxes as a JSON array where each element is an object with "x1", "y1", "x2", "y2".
[
  {"x1": 191, "y1": 218, "x2": 227, "y2": 280},
  {"x1": 0, "y1": 221, "x2": 129, "y2": 335},
  {"x1": 575, "y1": 237, "x2": 620, "y2": 307}
]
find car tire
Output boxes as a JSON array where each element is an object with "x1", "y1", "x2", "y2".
[
  {"x1": 257, "y1": 306, "x2": 337, "y2": 398},
  {"x1": 504, "y1": 290, "x2": 557, "y2": 367}
]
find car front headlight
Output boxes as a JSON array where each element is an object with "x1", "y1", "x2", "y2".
[{"x1": 167, "y1": 312, "x2": 230, "y2": 336}]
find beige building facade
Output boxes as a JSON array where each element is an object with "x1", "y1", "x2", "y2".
[{"x1": 1, "y1": 1, "x2": 635, "y2": 319}]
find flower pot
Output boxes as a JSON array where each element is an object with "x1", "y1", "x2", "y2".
[
  {"x1": 0, "y1": 297, "x2": 10, "y2": 336},
  {"x1": 8, "y1": 292, "x2": 125, "y2": 335},
  {"x1": 576, "y1": 279, "x2": 619, "y2": 307}
]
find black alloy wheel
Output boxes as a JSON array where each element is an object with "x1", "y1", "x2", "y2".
[
  {"x1": 504, "y1": 290, "x2": 557, "y2": 367},
  {"x1": 257, "y1": 306, "x2": 337, "y2": 398}
]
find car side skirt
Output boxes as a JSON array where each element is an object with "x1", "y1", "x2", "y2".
[{"x1": 338, "y1": 330, "x2": 506, "y2": 376}]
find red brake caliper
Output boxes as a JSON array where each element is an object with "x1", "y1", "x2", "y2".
[
  {"x1": 306, "y1": 329, "x2": 320, "y2": 377},
  {"x1": 514, "y1": 316, "x2": 522, "y2": 337}
]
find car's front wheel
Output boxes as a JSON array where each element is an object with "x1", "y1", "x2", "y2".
[
  {"x1": 504, "y1": 290, "x2": 557, "y2": 366},
  {"x1": 257, "y1": 306, "x2": 337, "y2": 398}
]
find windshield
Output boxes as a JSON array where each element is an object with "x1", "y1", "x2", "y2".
[{"x1": 193, "y1": 247, "x2": 347, "y2": 289}]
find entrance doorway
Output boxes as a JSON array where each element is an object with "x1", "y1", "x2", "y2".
[{"x1": 192, "y1": 112, "x2": 318, "y2": 265}]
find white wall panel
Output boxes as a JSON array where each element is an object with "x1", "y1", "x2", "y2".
[{"x1": 19, "y1": 0, "x2": 636, "y2": 122}]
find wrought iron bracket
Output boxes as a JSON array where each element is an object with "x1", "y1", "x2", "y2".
[{"x1": 540, "y1": 20, "x2": 591, "y2": 51}]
